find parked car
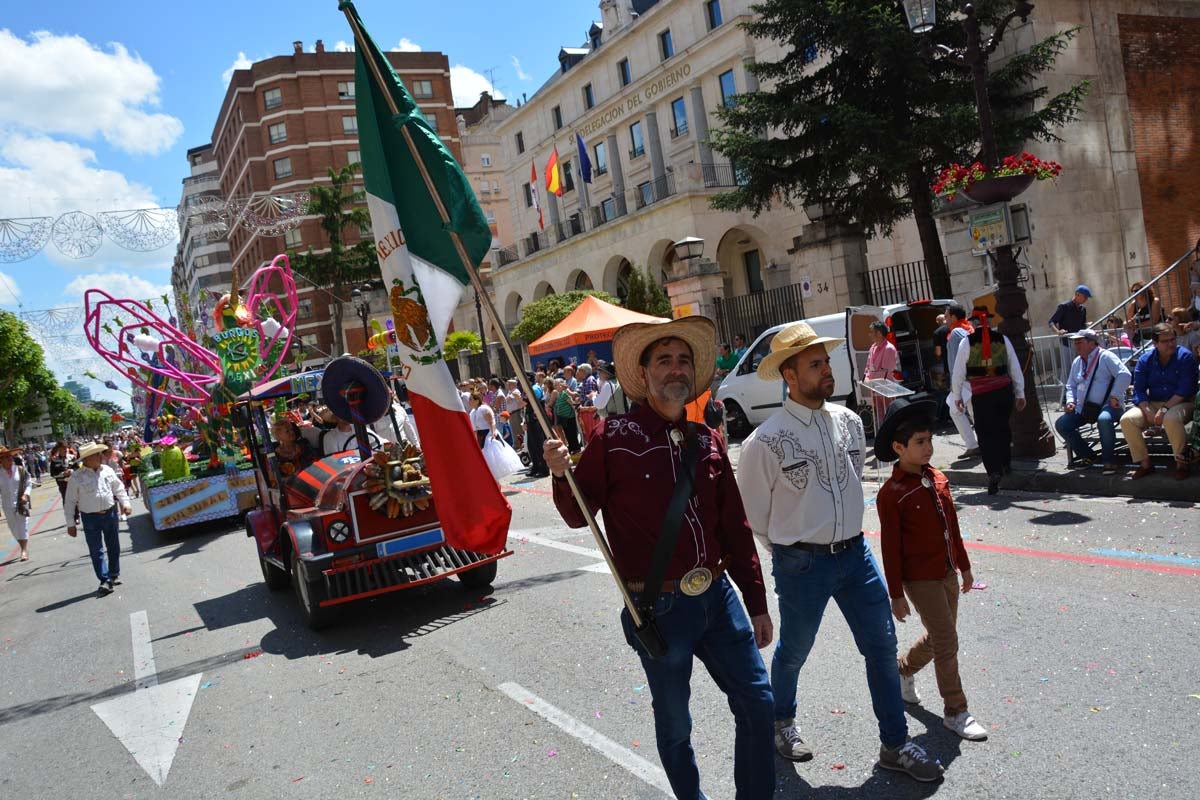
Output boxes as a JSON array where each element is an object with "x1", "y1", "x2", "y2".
[{"x1": 716, "y1": 300, "x2": 953, "y2": 436}]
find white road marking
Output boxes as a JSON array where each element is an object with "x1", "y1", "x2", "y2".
[
  {"x1": 91, "y1": 611, "x2": 202, "y2": 787},
  {"x1": 498, "y1": 682, "x2": 674, "y2": 798},
  {"x1": 130, "y1": 610, "x2": 157, "y2": 689},
  {"x1": 511, "y1": 531, "x2": 612, "y2": 574}
]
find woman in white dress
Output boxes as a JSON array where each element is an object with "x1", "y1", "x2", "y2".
[{"x1": 0, "y1": 447, "x2": 32, "y2": 561}]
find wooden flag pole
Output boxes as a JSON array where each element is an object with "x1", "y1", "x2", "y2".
[{"x1": 341, "y1": 4, "x2": 646, "y2": 628}]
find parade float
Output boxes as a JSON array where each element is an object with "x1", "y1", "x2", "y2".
[{"x1": 83, "y1": 254, "x2": 299, "y2": 532}]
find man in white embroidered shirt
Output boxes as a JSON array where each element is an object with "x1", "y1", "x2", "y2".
[
  {"x1": 737, "y1": 322, "x2": 943, "y2": 783},
  {"x1": 65, "y1": 441, "x2": 132, "y2": 596}
]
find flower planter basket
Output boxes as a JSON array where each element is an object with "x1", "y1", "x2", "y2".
[{"x1": 961, "y1": 174, "x2": 1035, "y2": 204}]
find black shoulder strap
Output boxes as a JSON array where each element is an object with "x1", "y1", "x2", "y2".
[{"x1": 638, "y1": 422, "x2": 703, "y2": 617}]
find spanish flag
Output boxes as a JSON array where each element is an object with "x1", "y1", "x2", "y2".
[{"x1": 545, "y1": 146, "x2": 564, "y2": 196}]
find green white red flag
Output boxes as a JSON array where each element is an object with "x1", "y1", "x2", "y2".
[{"x1": 343, "y1": 1, "x2": 511, "y2": 553}]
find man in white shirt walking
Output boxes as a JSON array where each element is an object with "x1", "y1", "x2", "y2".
[
  {"x1": 65, "y1": 441, "x2": 132, "y2": 596},
  {"x1": 737, "y1": 322, "x2": 943, "y2": 783}
]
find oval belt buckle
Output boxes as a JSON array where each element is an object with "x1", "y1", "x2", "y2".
[{"x1": 679, "y1": 567, "x2": 713, "y2": 597}]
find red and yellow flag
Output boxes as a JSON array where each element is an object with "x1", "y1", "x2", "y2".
[{"x1": 545, "y1": 147, "x2": 563, "y2": 196}]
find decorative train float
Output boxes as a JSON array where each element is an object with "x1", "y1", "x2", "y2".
[{"x1": 237, "y1": 357, "x2": 511, "y2": 628}]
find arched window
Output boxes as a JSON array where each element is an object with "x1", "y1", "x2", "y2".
[
  {"x1": 615, "y1": 259, "x2": 633, "y2": 302},
  {"x1": 574, "y1": 272, "x2": 594, "y2": 291}
]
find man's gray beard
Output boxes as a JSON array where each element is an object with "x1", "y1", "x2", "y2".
[{"x1": 658, "y1": 381, "x2": 692, "y2": 404}]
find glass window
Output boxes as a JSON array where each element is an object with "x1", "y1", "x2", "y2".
[
  {"x1": 601, "y1": 197, "x2": 616, "y2": 222},
  {"x1": 705, "y1": 0, "x2": 723, "y2": 30},
  {"x1": 481, "y1": 153, "x2": 492, "y2": 167},
  {"x1": 284, "y1": 227, "x2": 303, "y2": 248},
  {"x1": 629, "y1": 121, "x2": 644, "y2": 158},
  {"x1": 594, "y1": 141, "x2": 608, "y2": 175},
  {"x1": 523, "y1": 182, "x2": 532, "y2": 207},
  {"x1": 485, "y1": 210, "x2": 496, "y2": 223},
  {"x1": 412, "y1": 79, "x2": 434, "y2": 98},
  {"x1": 516, "y1": 131, "x2": 525, "y2": 154},
  {"x1": 670, "y1": 97, "x2": 688, "y2": 137},
  {"x1": 426, "y1": 115, "x2": 439, "y2": 134},
  {"x1": 583, "y1": 83, "x2": 595, "y2": 110},
  {"x1": 562, "y1": 161, "x2": 575, "y2": 193},
  {"x1": 491, "y1": 180, "x2": 500, "y2": 192},
  {"x1": 268, "y1": 122, "x2": 287, "y2": 144},
  {"x1": 342, "y1": 116, "x2": 358, "y2": 134},
  {"x1": 744, "y1": 249, "x2": 764, "y2": 294},
  {"x1": 273, "y1": 157, "x2": 293, "y2": 179},
  {"x1": 590, "y1": 32, "x2": 601, "y2": 50},
  {"x1": 337, "y1": 81, "x2": 355, "y2": 100},
  {"x1": 658, "y1": 30, "x2": 674, "y2": 61},
  {"x1": 347, "y1": 149, "x2": 360, "y2": 165},
  {"x1": 618, "y1": 58, "x2": 631, "y2": 87},
  {"x1": 297, "y1": 298, "x2": 314, "y2": 319},
  {"x1": 263, "y1": 87, "x2": 282, "y2": 110},
  {"x1": 552, "y1": 105, "x2": 563, "y2": 130},
  {"x1": 719, "y1": 69, "x2": 737, "y2": 108}
]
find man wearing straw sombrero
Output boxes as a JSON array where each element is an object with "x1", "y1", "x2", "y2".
[
  {"x1": 737, "y1": 322, "x2": 944, "y2": 783},
  {"x1": 64, "y1": 441, "x2": 132, "y2": 596},
  {"x1": 545, "y1": 316, "x2": 776, "y2": 799}
]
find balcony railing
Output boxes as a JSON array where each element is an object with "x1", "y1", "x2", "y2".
[
  {"x1": 591, "y1": 198, "x2": 627, "y2": 229},
  {"x1": 630, "y1": 173, "x2": 676, "y2": 210},
  {"x1": 555, "y1": 216, "x2": 584, "y2": 243},
  {"x1": 182, "y1": 173, "x2": 220, "y2": 187},
  {"x1": 670, "y1": 122, "x2": 689, "y2": 139},
  {"x1": 496, "y1": 246, "x2": 519, "y2": 267},
  {"x1": 522, "y1": 233, "x2": 543, "y2": 257},
  {"x1": 629, "y1": 145, "x2": 645, "y2": 159},
  {"x1": 700, "y1": 163, "x2": 741, "y2": 188}
]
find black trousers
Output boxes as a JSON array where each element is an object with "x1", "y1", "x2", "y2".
[
  {"x1": 970, "y1": 384, "x2": 1015, "y2": 477},
  {"x1": 525, "y1": 411, "x2": 547, "y2": 474}
]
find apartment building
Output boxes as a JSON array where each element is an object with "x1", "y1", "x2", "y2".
[{"x1": 172, "y1": 144, "x2": 234, "y2": 340}]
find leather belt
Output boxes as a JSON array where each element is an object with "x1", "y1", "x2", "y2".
[
  {"x1": 785, "y1": 533, "x2": 863, "y2": 555},
  {"x1": 627, "y1": 560, "x2": 728, "y2": 595}
]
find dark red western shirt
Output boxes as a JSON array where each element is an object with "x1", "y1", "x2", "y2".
[
  {"x1": 877, "y1": 464, "x2": 971, "y2": 599},
  {"x1": 552, "y1": 402, "x2": 768, "y2": 617}
]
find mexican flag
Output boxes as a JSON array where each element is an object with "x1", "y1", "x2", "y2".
[{"x1": 344, "y1": 2, "x2": 511, "y2": 554}]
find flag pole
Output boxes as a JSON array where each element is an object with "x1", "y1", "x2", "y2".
[{"x1": 339, "y1": 4, "x2": 646, "y2": 628}]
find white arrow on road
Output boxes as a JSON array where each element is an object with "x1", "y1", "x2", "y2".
[{"x1": 90, "y1": 611, "x2": 202, "y2": 787}]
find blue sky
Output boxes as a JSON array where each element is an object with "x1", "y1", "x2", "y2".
[{"x1": 0, "y1": 0, "x2": 602, "y2": 404}]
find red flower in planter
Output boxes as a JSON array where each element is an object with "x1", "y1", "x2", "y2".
[{"x1": 933, "y1": 154, "x2": 1063, "y2": 200}]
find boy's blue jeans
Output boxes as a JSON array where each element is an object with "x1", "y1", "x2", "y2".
[
  {"x1": 1055, "y1": 406, "x2": 1119, "y2": 464},
  {"x1": 620, "y1": 577, "x2": 775, "y2": 800},
  {"x1": 770, "y1": 536, "x2": 908, "y2": 749},
  {"x1": 81, "y1": 507, "x2": 120, "y2": 583}
]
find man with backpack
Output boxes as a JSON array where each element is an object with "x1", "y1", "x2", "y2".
[{"x1": 594, "y1": 361, "x2": 626, "y2": 426}]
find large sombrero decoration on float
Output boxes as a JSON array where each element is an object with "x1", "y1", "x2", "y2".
[{"x1": 320, "y1": 355, "x2": 432, "y2": 521}]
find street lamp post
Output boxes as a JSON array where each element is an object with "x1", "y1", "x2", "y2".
[
  {"x1": 351, "y1": 286, "x2": 371, "y2": 354},
  {"x1": 474, "y1": 289, "x2": 487, "y2": 346},
  {"x1": 903, "y1": 0, "x2": 1054, "y2": 457}
]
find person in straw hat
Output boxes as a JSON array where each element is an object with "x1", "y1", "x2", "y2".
[
  {"x1": 736, "y1": 322, "x2": 944, "y2": 782},
  {"x1": 64, "y1": 440, "x2": 132, "y2": 596},
  {"x1": 0, "y1": 445, "x2": 33, "y2": 562},
  {"x1": 544, "y1": 316, "x2": 776, "y2": 799}
]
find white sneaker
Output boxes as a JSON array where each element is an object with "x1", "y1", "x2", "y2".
[
  {"x1": 900, "y1": 673, "x2": 921, "y2": 705},
  {"x1": 944, "y1": 711, "x2": 988, "y2": 741}
]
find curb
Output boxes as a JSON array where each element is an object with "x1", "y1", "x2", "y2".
[{"x1": 940, "y1": 462, "x2": 1197, "y2": 503}]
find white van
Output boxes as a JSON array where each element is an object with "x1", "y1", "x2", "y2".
[{"x1": 716, "y1": 300, "x2": 952, "y2": 436}]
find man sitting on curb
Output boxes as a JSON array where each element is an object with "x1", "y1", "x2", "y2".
[
  {"x1": 1120, "y1": 323, "x2": 1199, "y2": 481},
  {"x1": 1054, "y1": 329, "x2": 1131, "y2": 474}
]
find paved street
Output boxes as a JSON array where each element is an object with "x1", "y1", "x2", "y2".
[{"x1": 1, "y1": 466, "x2": 1197, "y2": 800}]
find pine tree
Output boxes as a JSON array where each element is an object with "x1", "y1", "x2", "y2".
[
  {"x1": 624, "y1": 267, "x2": 648, "y2": 313},
  {"x1": 645, "y1": 270, "x2": 673, "y2": 317},
  {"x1": 708, "y1": 0, "x2": 1087, "y2": 299}
]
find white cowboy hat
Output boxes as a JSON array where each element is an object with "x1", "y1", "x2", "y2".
[
  {"x1": 78, "y1": 441, "x2": 109, "y2": 460},
  {"x1": 612, "y1": 316, "x2": 716, "y2": 403},
  {"x1": 756, "y1": 322, "x2": 846, "y2": 381}
]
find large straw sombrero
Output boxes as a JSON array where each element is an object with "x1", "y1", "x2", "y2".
[
  {"x1": 611, "y1": 317, "x2": 716, "y2": 403},
  {"x1": 756, "y1": 322, "x2": 845, "y2": 381},
  {"x1": 78, "y1": 441, "x2": 109, "y2": 460}
]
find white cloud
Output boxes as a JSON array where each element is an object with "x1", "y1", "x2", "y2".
[
  {"x1": 394, "y1": 38, "x2": 422, "y2": 52},
  {"x1": 221, "y1": 50, "x2": 254, "y2": 86},
  {"x1": 450, "y1": 65, "x2": 504, "y2": 108},
  {"x1": 64, "y1": 272, "x2": 171, "y2": 301},
  {"x1": 0, "y1": 270, "x2": 21, "y2": 307},
  {"x1": 511, "y1": 55, "x2": 531, "y2": 82},
  {"x1": 0, "y1": 29, "x2": 183, "y2": 156},
  {"x1": 333, "y1": 40, "x2": 354, "y2": 52}
]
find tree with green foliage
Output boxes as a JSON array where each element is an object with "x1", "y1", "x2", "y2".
[
  {"x1": 289, "y1": 163, "x2": 379, "y2": 356},
  {"x1": 511, "y1": 290, "x2": 622, "y2": 344},
  {"x1": 622, "y1": 266, "x2": 673, "y2": 318},
  {"x1": 443, "y1": 330, "x2": 483, "y2": 361},
  {"x1": 708, "y1": 0, "x2": 1087, "y2": 298}
]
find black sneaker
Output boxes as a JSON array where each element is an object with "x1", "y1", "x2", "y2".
[
  {"x1": 879, "y1": 741, "x2": 943, "y2": 782},
  {"x1": 98, "y1": 582, "x2": 114, "y2": 596},
  {"x1": 774, "y1": 718, "x2": 813, "y2": 762}
]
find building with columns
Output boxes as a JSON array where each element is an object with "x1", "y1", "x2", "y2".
[{"x1": 490, "y1": 0, "x2": 1200, "y2": 350}]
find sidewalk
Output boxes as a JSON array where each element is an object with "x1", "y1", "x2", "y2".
[{"x1": 915, "y1": 407, "x2": 1197, "y2": 503}]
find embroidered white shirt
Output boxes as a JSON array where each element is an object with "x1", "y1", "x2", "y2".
[
  {"x1": 737, "y1": 398, "x2": 865, "y2": 547},
  {"x1": 64, "y1": 464, "x2": 130, "y2": 526}
]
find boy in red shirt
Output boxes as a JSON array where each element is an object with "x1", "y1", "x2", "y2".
[{"x1": 875, "y1": 398, "x2": 988, "y2": 741}]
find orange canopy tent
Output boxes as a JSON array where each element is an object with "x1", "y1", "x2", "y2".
[{"x1": 528, "y1": 296, "x2": 664, "y2": 361}]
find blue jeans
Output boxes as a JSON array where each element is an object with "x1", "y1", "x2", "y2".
[
  {"x1": 770, "y1": 536, "x2": 907, "y2": 749},
  {"x1": 81, "y1": 507, "x2": 120, "y2": 583},
  {"x1": 620, "y1": 576, "x2": 775, "y2": 800},
  {"x1": 1055, "y1": 406, "x2": 1118, "y2": 463}
]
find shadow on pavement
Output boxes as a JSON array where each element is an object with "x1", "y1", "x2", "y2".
[
  {"x1": 34, "y1": 590, "x2": 105, "y2": 613},
  {"x1": 126, "y1": 512, "x2": 242, "y2": 562}
]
